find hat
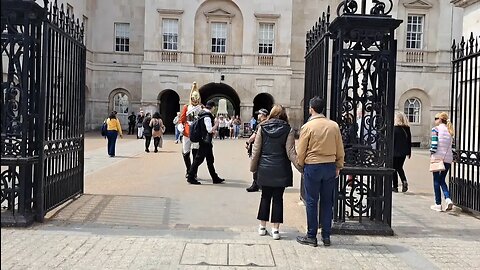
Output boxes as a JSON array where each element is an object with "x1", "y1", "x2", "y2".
[
  {"x1": 256, "y1": 108, "x2": 269, "y2": 116},
  {"x1": 205, "y1": 100, "x2": 216, "y2": 109}
]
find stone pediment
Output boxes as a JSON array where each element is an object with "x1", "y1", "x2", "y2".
[
  {"x1": 204, "y1": 8, "x2": 235, "y2": 18},
  {"x1": 451, "y1": 0, "x2": 480, "y2": 8},
  {"x1": 403, "y1": 0, "x2": 433, "y2": 9}
]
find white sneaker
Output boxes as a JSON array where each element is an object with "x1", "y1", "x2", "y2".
[
  {"x1": 445, "y1": 198, "x2": 454, "y2": 211},
  {"x1": 430, "y1": 204, "x2": 442, "y2": 212},
  {"x1": 258, "y1": 225, "x2": 267, "y2": 236},
  {"x1": 272, "y1": 229, "x2": 280, "y2": 240}
]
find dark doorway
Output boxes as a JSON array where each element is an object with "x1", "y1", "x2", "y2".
[
  {"x1": 199, "y1": 83, "x2": 240, "y2": 116},
  {"x1": 253, "y1": 93, "x2": 274, "y2": 116},
  {"x1": 158, "y1": 90, "x2": 180, "y2": 134}
]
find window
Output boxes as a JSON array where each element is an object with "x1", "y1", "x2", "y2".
[
  {"x1": 258, "y1": 23, "x2": 274, "y2": 54},
  {"x1": 113, "y1": 92, "x2": 129, "y2": 114},
  {"x1": 404, "y1": 98, "x2": 421, "y2": 123},
  {"x1": 406, "y1": 15, "x2": 424, "y2": 49},
  {"x1": 67, "y1": 4, "x2": 74, "y2": 16},
  {"x1": 115, "y1": 23, "x2": 130, "y2": 52},
  {"x1": 162, "y1": 19, "x2": 178, "y2": 50},
  {"x1": 211, "y1": 22, "x2": 227, "y2": 53}
]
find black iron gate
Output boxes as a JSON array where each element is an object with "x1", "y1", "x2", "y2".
[
  {"x1": 450, "y1": 33, "x2": 480, "y2": 213},
  {"x1": 303, "y1": 1, "x2": 401, "y2": 235},
  {"x1": 1, "y1": 0, "x2": 85, "y2": 226}
]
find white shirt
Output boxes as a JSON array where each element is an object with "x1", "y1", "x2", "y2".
[{"x1": 204, "y1": 109, "x2": 213, "y2": 133}]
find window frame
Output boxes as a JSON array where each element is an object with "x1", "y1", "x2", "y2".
[
  {"x1": 114, "y1": 22, "x2": 130, "y2": 52},
  {"x1": 258, "y1": 22, "x2": 275, "y2": 55},
  {"x1": 210, "y1": 21, "x2": 227, "y2": 54},
  {"x1": 162, "y1": 18, "x2": 179, "y2": 51},
  {"x1": 404, "y1": 98, "x2": 422, "y2": 124}
]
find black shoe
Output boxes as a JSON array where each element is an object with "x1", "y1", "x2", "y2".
[
  {"x1": 154, "y1": 149, "x2": 158, "y2": 153},
  {"x1": 187, "y1": 179, "x2": 201, "y2": 185},
  {"x1": 296, "y1": 235, "x2": 318, "y2": 247},
  {"x1": 393, "y1": 187, "x2": 398, "y2": 193},
  {"x1": 145, "y1": 149, "x2": 150, "y2": 153},
  {"x1": 402, "y1": 182, "x2": 408, "y2": 192},
  {"x1": 246, "y1": 184, "x2": 259, "y2": 192},
  {"x1": 213, "y1": 178, "x2": 225, "y2": 184},
  {"x1": 321, "y1": 238, "x2": 331, "y2": 246}
]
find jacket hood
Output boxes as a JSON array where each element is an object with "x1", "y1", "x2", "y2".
[{"x1": 261, "y1": 119, "x2": 290, "y2": 138}]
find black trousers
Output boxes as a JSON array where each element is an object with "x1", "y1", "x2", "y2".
[
  {"x1": 128, "y1": 123, "x2": 135, "y2": 135},
  {"x1": 188, "y1": 142, "x2": 218, "y2": 180},
  {"x1": 257, "y1": 186, "x2": 285, "y2": 223},
  {"x1": 393, "y1": 156, "x2": 407, "y2": 188},
  {"x1": 154, "y1": 137, "x2": 160, "y2": 150},
  {"x1": 145, "y1": 136, "x2": 152, "y2": 150}
]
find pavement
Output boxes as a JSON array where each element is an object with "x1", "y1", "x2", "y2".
[{"x1": 1, "y1": 133, "x2": 480, "y2": 270}]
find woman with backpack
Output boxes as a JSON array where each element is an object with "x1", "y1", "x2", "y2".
[
  {"x1": 150, "y1": 112, "x2": 165, "y2": 153},
  {"x1": 143, "y1": 113, "x2": 152, "y2": 152}
]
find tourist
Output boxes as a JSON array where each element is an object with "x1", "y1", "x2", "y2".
[
  {"x1": 393, "y1": 111, "x2": 412, "y2": 193},
  {"x1": 137, "y1": 111, "x2": 145, "y2": 139},
  {"x1": 296, "y1": 96, "x2": 344, "y2": 247},
  {"x1": 233, "y1": 115, "x2": 241, "y2": 139},
  {"x1": 246, "y1": 109, "x2": 269, "y2": 192},
  {"x1": 128, "y1": 112, "x2": 136, "y2": 135},
  {"x1": 150, "y1": 112, "x2": 165, "y2": 153},
  {"x1": 173, "y1": 112, "x2": 182, "y2": 144},
  {"x1": 105, "y1": 111, "x2": 123, "y2": 157},
  {"x1": 143, "y1": 112, "x2": 152, "y2": 152},
  {"x1": 430, "y1": 112, "x2": 455, "y2": 212},
  {"x1": 187, "y1": 100, "x2": 224, "y2": 185},
  {"x1": 250, "y1": 105, "x2": 300, "y2": 240}
]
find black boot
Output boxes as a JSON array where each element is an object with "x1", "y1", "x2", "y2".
[
  {"x1": 183, "y1": 153, "x2": 191, "y2": 178},
  {"x1": 246, "y1": 181, "x2": 259, "y2": 192},
  {"x1": 402, "y1": 181, "x2": 408, "y2": 192}
]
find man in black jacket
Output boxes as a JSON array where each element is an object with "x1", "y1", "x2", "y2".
[{"x1": 187, "y1": 100, "x2": 224, "y2": 185}]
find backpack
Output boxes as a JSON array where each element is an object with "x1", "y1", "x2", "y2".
[
  {"x1": 153, "y1": 119, "x2": 161, "y2": 131},
  {"x1": 189, "y1": 115, "x2": 206, "y2": 143},
  {"x1": 101, "y1": 119, "x2": 107, "y2": 136}
]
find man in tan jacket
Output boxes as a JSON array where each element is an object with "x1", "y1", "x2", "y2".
[{"x1": 296, "y1": 96, "x2": 345, "y2": 247}]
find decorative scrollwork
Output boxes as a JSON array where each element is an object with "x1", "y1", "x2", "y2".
[
  {"x1": 1, "y1": 169, "x2": 19, "y2": 208},
  {"x1": 342, "y1": 177, "x2": 369, "y2": 214},
  {"x1": 337, "y1": 0, "x2": 393, "y2": 16}
]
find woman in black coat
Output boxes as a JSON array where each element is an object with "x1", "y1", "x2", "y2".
[
  {"x1": 393, "y1": 111, "x2": 412, "y2": 192},
  {"x1": 142, "y1": 113, "x2": 152, "y2": 152},
  {"x1": 250, "y1": 105, "x2": 301, "y2": 240}
]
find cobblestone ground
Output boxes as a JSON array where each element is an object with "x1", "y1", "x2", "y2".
[{"x1": 2, "y1": 134, "x2": 479, "y2": 269}]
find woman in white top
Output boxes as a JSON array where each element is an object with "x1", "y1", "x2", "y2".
[{"x1": 429, "y1": 112, "x2": 455, "y2": 212}]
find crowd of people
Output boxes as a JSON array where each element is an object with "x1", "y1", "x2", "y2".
[{"x1": 102, "y1": 81, "x2": 456, "y2": 247}]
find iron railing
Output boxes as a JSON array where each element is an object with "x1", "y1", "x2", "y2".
[
  {"x1": 302, "y1": 0, "x2": 401, "y2": 235},
  {"x1": 450, "y1": 33, "x2": 480, "y2": 213},
  {"x1": 1, "y1": 0, "x2": 85, "y2": 226}
]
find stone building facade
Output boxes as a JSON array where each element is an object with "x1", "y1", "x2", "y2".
[{"x1": 18, "y1": 0, "x2": 473, "y2": 145}]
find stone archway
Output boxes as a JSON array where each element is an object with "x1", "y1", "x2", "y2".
[
  {"x1": 158, "y1": 90, "x2": 180, "y2": 134},
  {"x1": 253, "y1": 93, "x2": 274, "y2": 116},
  {"x1": 199, "y1": 82, "x2": 240, "y2": 117}
]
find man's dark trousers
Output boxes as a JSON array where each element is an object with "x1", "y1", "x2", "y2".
[
  {"x1": 303, "y1": 163, "x2": 336, "y2": 239},
  {"x1": 188, "y1": 142, "x2": 218, "y2": 180}
]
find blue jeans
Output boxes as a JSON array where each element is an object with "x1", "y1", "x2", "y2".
[
  {"x1": 303, "y1": 163, "x2": 336, "y2": 239},
  {"x1": 175, "y1": 125, "x2": 180, "y2": 141},
  {"x1": 106, "y1": 130, "x2": 118, "y2": 156},
  {"x1": 433, "y1": 162, "x2": 451, "y2": 205},
  {"x1": 234, "y1": 125, "x2": 240, "y2": 138}
]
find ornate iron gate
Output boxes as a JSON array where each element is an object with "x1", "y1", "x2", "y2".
[
  {"x1": 303, "y1": 0, "x2": 401, "y2": 235},
  {"x1": 1, "y1": 0, "x2": 85, "y2": 226},
  {"x1": 450, "y1": 33, "x2": 480, "y2": 213}
]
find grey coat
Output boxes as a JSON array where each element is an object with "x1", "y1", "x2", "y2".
[{"x1": 250, "y1": 119, "x2": 300, "y2": 187}]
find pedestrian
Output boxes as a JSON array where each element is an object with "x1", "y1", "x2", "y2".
[
  {"x1": 250, "y1": 104, "x2": 300, "y2": 240},
  {"x1": 143, "y1": 112, "x2": 152, "y2": 152},
  {"x1": 393, "y1": 111, "x2": 412, "y2": 193},
  {"x1": 150, "y1": 112, "x2": 165, "y2": 153},
  {"x1": 173, "y1": 112, "x2": 182, "y2": 144},
  {"x1": 296, "y1": 96, "x2": 345, "y2": 247},
  {"x1": 218, "y1": 115, "x2": 226, "y2": 140},
  {"x1": 187, "y1": 100, "x2": 225, "y2": 185},
  {"x1": 105, "y1": 111, "x2": 123, "y2": 157},
  {"x1": 250, "y1": 116, "x2": 257, "y2": 132},
  {"x1": 246, "y1": 109, "x2": 269, "y2": 192},
  {"x1": 229, "y1": 116, "x2": 234, "y2": 139},
  {"x1": 233, "y1": 115, "x2": 241, "y2": 139},
  {"x1": 137, "y1": 111, "x2": 145, "y2": 139},
  {"x1": 179, "y1": 82, "x2": 203, "y2": 178},
  {"x1": 128, "y1": 112, "x2": 136, "y2": 135},
  {"x1": 430, "y1": 112, "x2": 455, "y2": 212}
]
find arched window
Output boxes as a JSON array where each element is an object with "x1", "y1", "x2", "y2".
[
  {"x1": 404, "y1": 98, "x2": 421, "y2": 123},
  {"x1": 113, "y1": 92, "x2": 129, "y2": 114}
]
